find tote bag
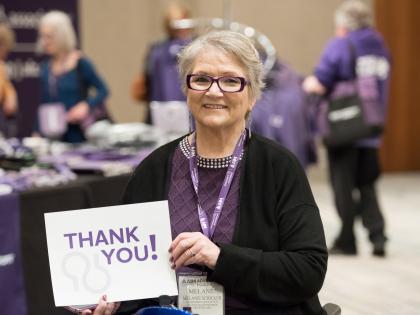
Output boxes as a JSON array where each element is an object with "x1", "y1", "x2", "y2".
[{"x1": 320, "y1": 42, "x2": 384, "y2": 147}]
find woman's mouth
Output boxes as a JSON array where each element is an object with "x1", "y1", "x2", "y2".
[{"x1": 203, "y1": 104, "x2": 227, "y2": 109}]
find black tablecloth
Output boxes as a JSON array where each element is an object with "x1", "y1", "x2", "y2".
[{"x1": 19, "y1": 174, "x2": 130, "y2": 315}]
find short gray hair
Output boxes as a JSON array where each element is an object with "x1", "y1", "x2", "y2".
[
  {"x1": 178, "y1": 30, "x2": 264, "y2": 100},
  {"x1": 39, "y1": 11, "x2": 77, "y2": 52},
  {"x1": 334, "y1": 0, "x2": 373, "y2": 31}
]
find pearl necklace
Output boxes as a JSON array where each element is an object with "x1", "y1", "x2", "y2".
[{"x1": 179, "y1": 137, "x2": 243, "y2": 169}]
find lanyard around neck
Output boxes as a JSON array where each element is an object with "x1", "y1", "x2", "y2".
[{"x1": 188, "y1": 130, "x2": 246, "y2": 239}]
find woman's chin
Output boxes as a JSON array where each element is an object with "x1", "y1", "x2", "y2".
[{"x1": 197, "y1": 117, "x2": 230, "y2": 130}]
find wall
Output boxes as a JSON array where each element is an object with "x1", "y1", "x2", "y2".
[{"x1": 376, "y1": 0, "x2": 420, "y2": 171}]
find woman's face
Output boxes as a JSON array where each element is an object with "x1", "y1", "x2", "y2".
[
  {"x1": 187, "y1": 48, "x2": 255, "y2": 132},
  {"x1": 39, "y1": 24, "x2": 61, "y2": 56}
]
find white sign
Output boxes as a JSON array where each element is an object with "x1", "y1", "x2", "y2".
[{"x1": 44, "y1": 201, "x2": 178, "y2": 307}]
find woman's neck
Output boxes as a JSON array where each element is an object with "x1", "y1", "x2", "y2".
[
  {"x1": 51, "y1": 50, "x2": 78, "y2": 75},
  {"x1": 193, "y1": 123, "x2": 245, "y2": 158},
  {"x1": 52, "y1": 50, "x2": 69, "y2": 63}
]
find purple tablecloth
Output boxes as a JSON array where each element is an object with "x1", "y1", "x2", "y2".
[{"x1": 0, "y1": 193, "x2": 27, "y2": 315}]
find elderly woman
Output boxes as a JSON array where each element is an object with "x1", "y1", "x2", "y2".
[
  {"x1": 302, "y1": 0, "x2": 390, "y2": 257},
  {"x1": 37, "y1": 11, "x2": 109, "y2": 143},
  {"x1": 83, "y1": 30, "x2": 327, "y2": 315}
]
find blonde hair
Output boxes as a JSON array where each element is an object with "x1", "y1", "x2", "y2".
[
  {"x1": 38, "y1": 11, "x2": 76, "y2": 53},
  {"x1": 0, "y1": 23, "x2": 15, "y2": 52},
  {"x1": 178, "y1": 30, "x2": 264, "y2": 100},
  {"x1": 334, "y1": 0, "x2": 373, "y2": 31}
]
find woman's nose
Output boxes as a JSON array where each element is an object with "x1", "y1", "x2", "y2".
[{"x1": 205, "y1": 81, "x2": 224, "y2": 97}]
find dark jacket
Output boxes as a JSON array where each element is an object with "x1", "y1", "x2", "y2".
[{"x1": 120, "y1": 133, "x2": 328, "y2": 315}]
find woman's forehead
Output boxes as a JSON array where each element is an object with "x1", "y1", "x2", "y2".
[
  {"x1": 40, "y1": 24, "x2": 55, "y2": 34},
  {"x1": 192, "y1": 47, "x2": 246, "y2": 75}
]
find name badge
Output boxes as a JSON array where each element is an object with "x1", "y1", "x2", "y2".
[{"x1": 178, "y1": 274, "x2": 224, "y2": 315}]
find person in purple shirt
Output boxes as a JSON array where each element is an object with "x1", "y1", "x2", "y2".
[
  {"x1": 135, "y1": 3, "x2": 192, "y2": 123},
  {"x1": 252, "y1": 60, "x2": 316, "y2": 168},
  {"x1": 303, "y1": 0, "x2": 391, "y2": 257}
]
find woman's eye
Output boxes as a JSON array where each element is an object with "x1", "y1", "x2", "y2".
[
  {"x1": 222, "y1": 77, "x2": 240, "y2": 85},
  {"x1": 193, "y1": 76, "x2": 211, "y2": 83}
]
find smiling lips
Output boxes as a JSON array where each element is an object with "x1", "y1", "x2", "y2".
[{"x1": 203, "y1": 104, "x2": 227, "y2": 109}]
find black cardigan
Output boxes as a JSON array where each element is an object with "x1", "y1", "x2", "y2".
[{"x1": 120, "y1": 133, "x2": 328, "y2": 315}]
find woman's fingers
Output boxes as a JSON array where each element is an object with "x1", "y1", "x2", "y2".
[
  {"x1": 169, "y1": 232, "x2": 193, "y2": 252},
  {"x1": 112, "y1": 302, "x2": 121, "y2": 313},
  {"x1": 79, "y1": 295, "x2": 119, "y2": 315},
  {"x1": 181, "y1": 239, "x2": 205, "y2": 267},
  {"x1": 173, "y1": 245, "x2": 197, "y2": 269},
  {"x1": 170, "y1": 232, "x2": 220, "y2": 269},
  {"x1": 92, "y1": 295, "x2": 108, "y2": 314},
  {"x1": 170, "y1": 232, "x2": 200, "y2": 262}
]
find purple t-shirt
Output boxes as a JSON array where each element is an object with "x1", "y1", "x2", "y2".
[{"x1": 314, "y1": 27, "x2": 391, "y2": 147}]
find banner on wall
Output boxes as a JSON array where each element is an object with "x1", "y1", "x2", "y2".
[{"x1": 0, "y1": 1, "x2": 78, "y2": 137}]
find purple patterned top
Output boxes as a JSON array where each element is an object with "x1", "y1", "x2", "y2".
[
  {"x1": 168, "y1": 136, "x2": 249, "y2": 309},
  {"x1": 168, "y1": 136, "x2": 241, "y2": 246}
]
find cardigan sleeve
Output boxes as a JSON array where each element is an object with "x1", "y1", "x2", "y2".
[
  {"x1": 314, "y1": 37, "x2": 350, "y2": 90},
  {"x1": 208, "y1": 204, "x2": 327, "y2": 306},
  {"x1": 208, "y1": 136, "x2": 328, "y2": 306},
  {"x1": 78, "y1": 57, "x2": 109, "y2": 107}
]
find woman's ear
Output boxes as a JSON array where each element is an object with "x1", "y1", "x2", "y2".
[{"x1": 248, "y1": 99, "x2": 257, "y2": 112}]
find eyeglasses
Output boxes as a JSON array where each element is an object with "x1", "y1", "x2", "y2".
[{"x1": 186, "y1": 74, "x2": 248, "y2": 93}]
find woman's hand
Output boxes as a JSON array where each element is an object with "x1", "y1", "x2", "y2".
[
  {"x1": 302, "y1": 75, "x2": 326, "y2": 95},
  {"x1": 67, "y1": 101, "x2": 89, "y2": 123},
  {"x1": 81, "y1": 295, "x2": 120, "y2": 315},
  {"x1": 169, "y1": 232, "x2": 221, "y2": 270}
]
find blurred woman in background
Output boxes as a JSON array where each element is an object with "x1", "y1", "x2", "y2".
[{"x1": 37, "y1": 11, "x2": 109, "y2": 143}]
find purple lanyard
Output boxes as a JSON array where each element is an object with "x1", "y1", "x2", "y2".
[{"x1": 189, "y1": 130, "x2": 246, "y2": 239}]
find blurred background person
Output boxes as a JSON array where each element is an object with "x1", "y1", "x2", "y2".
[
  {"x1": 37, "y1": 11, "x2": 109, "y2": 143},
  {"x1": 0, "y1": 22, "x2": 18, "y2": 137},
  {"x1": 131, "y1": 1, "x2": 192, "y2": 123},
  {"x1": 302, "y1": 0, "x2": 391, "y2": 257},
  {"x1": 252, "y1": 59, "x2": 316, "y2": 168}
]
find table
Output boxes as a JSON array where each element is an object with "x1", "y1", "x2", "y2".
[{"x1": 19, "y1": 174, "x2": 130, "y2": 315}]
